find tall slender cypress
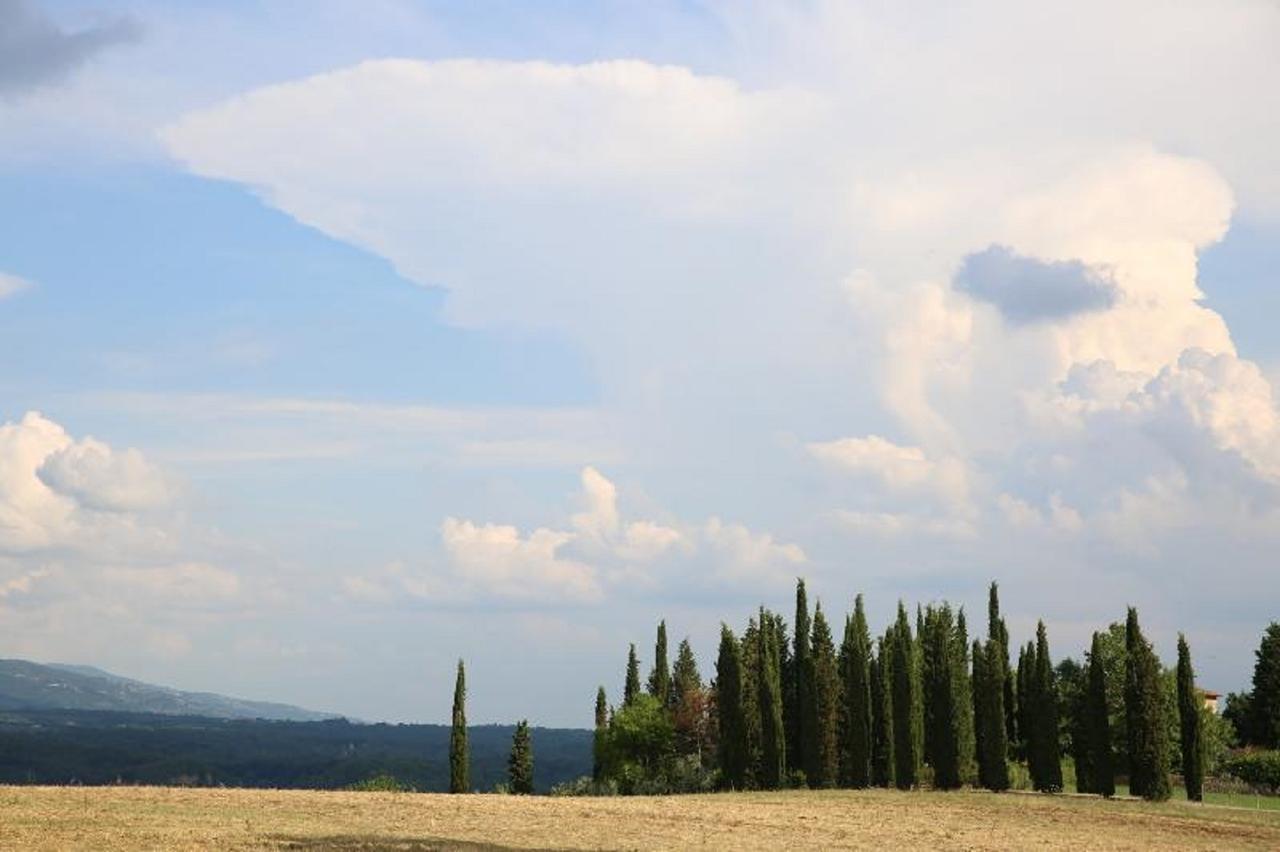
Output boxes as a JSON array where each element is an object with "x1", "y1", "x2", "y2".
[
  {"x1": 954, "y1": 609, "x2": 976, "y2": 785},
  {"x1": 1015, "y1": 643, "x2": 1033, "y2": 761},
  {"x1": 715, "y1": 624, "x2": 748, "y2": 789},
  {"x1": 758, "y1": 608, "x2": 786, "y2": 788},
  {"x1": 972, "y1": 639, "x2": 990, "y2": 785},
  {"x1": 892, "y1": 602, "x2": 919, "y2": 788},
  {"x1": 925, "y1": 605, "x2": 961, "y2": 789},
  {"x1": 976, "y1": 635, "x2": 1011, "y2": 791},
  {"x1": 811, "y1": 603, "x2": 841, "y2": 788},
  {"x1": 1029, "y1": 622, "x2": 1062, "y2": 792},
  {"x1": 449, "y1": 659, "x2": 469, "y2": 794},
  {"x1": 988, "y1": 583, "x2": 1016, "y2": 755},
  {"x1": 1086, "y1": 632, "x2": 1115, "y2": 797},
  {"x1": 871, "y1": 633, "x2": 895, "y2": 787},
  {"x1": 740, "y1": 617, "x2": 762, "y2": 784},
  {"x1": 914, "y1": 605, "x2": 927, "y2": 772},
  {"x1": 1176, "y1": 634, "x2": 1204, "y2": 802},
  {"x1": 1125, "y1": 608, "x2": 1170, "y2": 800},
  {"x1": 508, "y1": 720, "x2": 534, "y2": 794},
  {"x1": 793, "y1": 580, "x2": 814, "y2": 782},
  {"x1": 593, "y1": 686, "x2": 608, "y2": 781},
  {"x1": 843, "y1": 595, "x2": 873, "y2": 788},
  {"x1": 624, "y1": 644, "x2": 642, "y2": 707},
  {"x1": 648, "y1": 621, "x2": 671, "y2": 707}
]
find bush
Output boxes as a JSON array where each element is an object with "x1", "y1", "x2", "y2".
[
  {"x1": 1223, "y1": 750, "x2": 1280, "y2": 794},
  {"x1": 346, "y1": 774, "x2": 415, "y2": 792},
  {"x1": 549, "y1": 775, "x2": 617, "y2": 797}
]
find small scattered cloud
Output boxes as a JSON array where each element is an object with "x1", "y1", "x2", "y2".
[
  {"x1": 341, "y1": 466, "x2": 801, "y2": 605},
  {"x1": 0, "y1": 272, "x2": 32, "y2": 299},
  {"x1": 441, "y1": 517, "x2": 602, "y2": 603},
  {"x1": 703, "y1": 517, "x2": 806, "y2": 586},
  {"x1": 954, "y1": 245, "x2": 1117, "y2": 325},
  {"x1": 808, "y1": 435, "x2": 970, "y2": 512},
  {"x1": 0, "y1": 0, "x2": 141, "y2": 97}
]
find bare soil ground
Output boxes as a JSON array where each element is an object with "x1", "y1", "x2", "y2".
[{"x1": 2, "y1": 785, "x2": 1278, "y2": 851}]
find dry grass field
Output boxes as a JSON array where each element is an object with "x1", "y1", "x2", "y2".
[{"x1": 3, "y1": 785, "x2": 1279, "y2": 851}]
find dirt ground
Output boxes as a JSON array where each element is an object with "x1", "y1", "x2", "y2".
[{"x1": 2, "y1": 785, "x2": 1278, "y2": 851}]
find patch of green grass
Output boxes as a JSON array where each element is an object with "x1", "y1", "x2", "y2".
[{"x1": 1113, "y1": 783, "x2": 1280, "y2": 811}]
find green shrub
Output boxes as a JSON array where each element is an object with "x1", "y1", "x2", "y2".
[
  {"x1": 346, "y1": 774, "x2": 415, "y2": 792},
  {"x1": 549, "y1": 775, "x2": 618, "y2": 797},
  {"x1": 1223, "y1": 750, "x2": 1280, "y2": 794}
]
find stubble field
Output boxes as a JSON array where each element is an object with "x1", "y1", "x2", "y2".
[{"x1": 2, "y1": 785, "x2": 1279, "y2": 851}]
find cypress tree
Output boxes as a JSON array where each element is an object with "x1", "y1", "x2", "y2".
[
  {"x1": 740, "y1": 617, "x2": 762, "y2": 784},
  {"x1": 793, "y1": 579, "x2": 813, "y2": 782},
  {"x1": 811, "y1": 603, "x2": 841, "y2": 788},
  {"x1": 508, "y1": 719, "x2": 534, "y2": 794},
  {"x1": 715, "y1": 624, "x2": 748, "y2": 789},
  {"x1": 1015, "y1": 642, "x2": 1033, "y2": 761},
  {"x1": 972, "y1": 629, "x2": 1013, "y2": 788},
  {"x1": 1029, "y1": 622, "x2": 1062, "y2": 792},
  {"x1": 648, "y1": 621, "x2": 671, "y2": 707},
  {"x1": 954, "y1": 609, "x2": 976, "y2": 785},
  {"x1": 914, "y1": 605, "x2": 927, "y2": 771},
  {"x1": 988, "y1": 583, "x2": 1016, "y2": 755},
  {"x1": 672, "y1": 638, "x2": 702, "y2": 708},
  {"x1": 892, "y1": 602, "x2": 919, "y2": 789},
  {"x1": 759, "y1": 608, "x2": 786, "y2": 788},
  {"x1": 1176, "y1": 634, "x2": 1204, "y2": 802},
  {"x1": 920, "y1": 606, "x2": 938, "y2": 769},
  {"x1": 1086, "y1": 632, "x2": 1115, "y2": 797},
  {"x1": 871, "y1": 633, "x2": 895, "y2": 787},
  {"x1": 593, "y1": 686, "x2": 608, "y2": 781},
  {"x1": 449, "y1": 659, "x2": 469, "y2": 794},
  {"x1": 843, "y1": 594, "x2": 873, "y2": 788},
  {"x1": 1067, "y1": 660, "x2": 1092, "y2": 795},
  {"x1": 624, "y1": 644, "x2": 642, "y2": 707},
  {"x1": 925, "y1": 605, "x2": 961, "y2": 789},
  {"x1": 1125, "y1": 608, "x2": 1170, "y2": 800},
  {"x1": 972, "y1": 639, "x2": 990, "y2": 786},
  {"x1": 1248, "y1": 623, "x2": 1280, "y2": 748}
]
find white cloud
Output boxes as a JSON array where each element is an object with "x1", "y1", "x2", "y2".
[
  {"x1": 441, "y1": 517, "x2": 601, "y2": 603},
  {"x1": 703, "y1": 517, "x2": 806, "y2": 586},
  {"x1": 38, "y1": 437, "x2": 170, "y2": 511},
  {"x1": 808, "y1": 435, "x2": 970, "y2": 512},
  {"x1": 0, "y1": 272, "x2": 32, "y2": 299},
  {"x1": 102, "y1": 561, "x2": 240, "y2": 602},
  {"x1": 831, "y1": 510, "x2": 975, "y2": 541},
  {"x1": 342, "y1": 467, "x2": 800, "y2": 605}
]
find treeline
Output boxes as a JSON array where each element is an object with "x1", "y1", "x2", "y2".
[
  {"x1": 589, "y1": 580, "x2": 1252, "y2": 801},
  {"x1": 0, "y1": 709, "x2": 590, "y2": 791}
]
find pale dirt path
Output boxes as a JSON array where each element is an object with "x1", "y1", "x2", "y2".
[{"x1": 2, "y1": 785, "x2": 1278, "y2": 851}]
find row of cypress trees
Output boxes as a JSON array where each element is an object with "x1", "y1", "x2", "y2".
[{"x1": 609, "y1": 581, "x2": 1206, "y2": 801}]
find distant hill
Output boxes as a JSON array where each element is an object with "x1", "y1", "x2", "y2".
[
  {"x1": 0, "y1": 709, "x2": 593, "y2": 792},
  {"x1": 0, "y1": 659, "x2": 337, "y2": 722}
]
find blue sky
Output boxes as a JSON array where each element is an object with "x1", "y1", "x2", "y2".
[{"x1": 1, "y1": 0, "x2": 1278, "y2": 725}]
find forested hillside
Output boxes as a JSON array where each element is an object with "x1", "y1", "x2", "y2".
[{"x1": 0, "y1": 710, "x2": 592, "y2": 793}]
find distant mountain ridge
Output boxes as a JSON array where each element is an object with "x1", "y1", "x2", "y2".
[{"x1": 0, "y1": 659, "x2": 338, "y2": 722}]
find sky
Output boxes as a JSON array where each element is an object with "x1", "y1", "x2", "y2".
[{"x1": 1, "y1": 0, "x2": 1278, "y2": 727}]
